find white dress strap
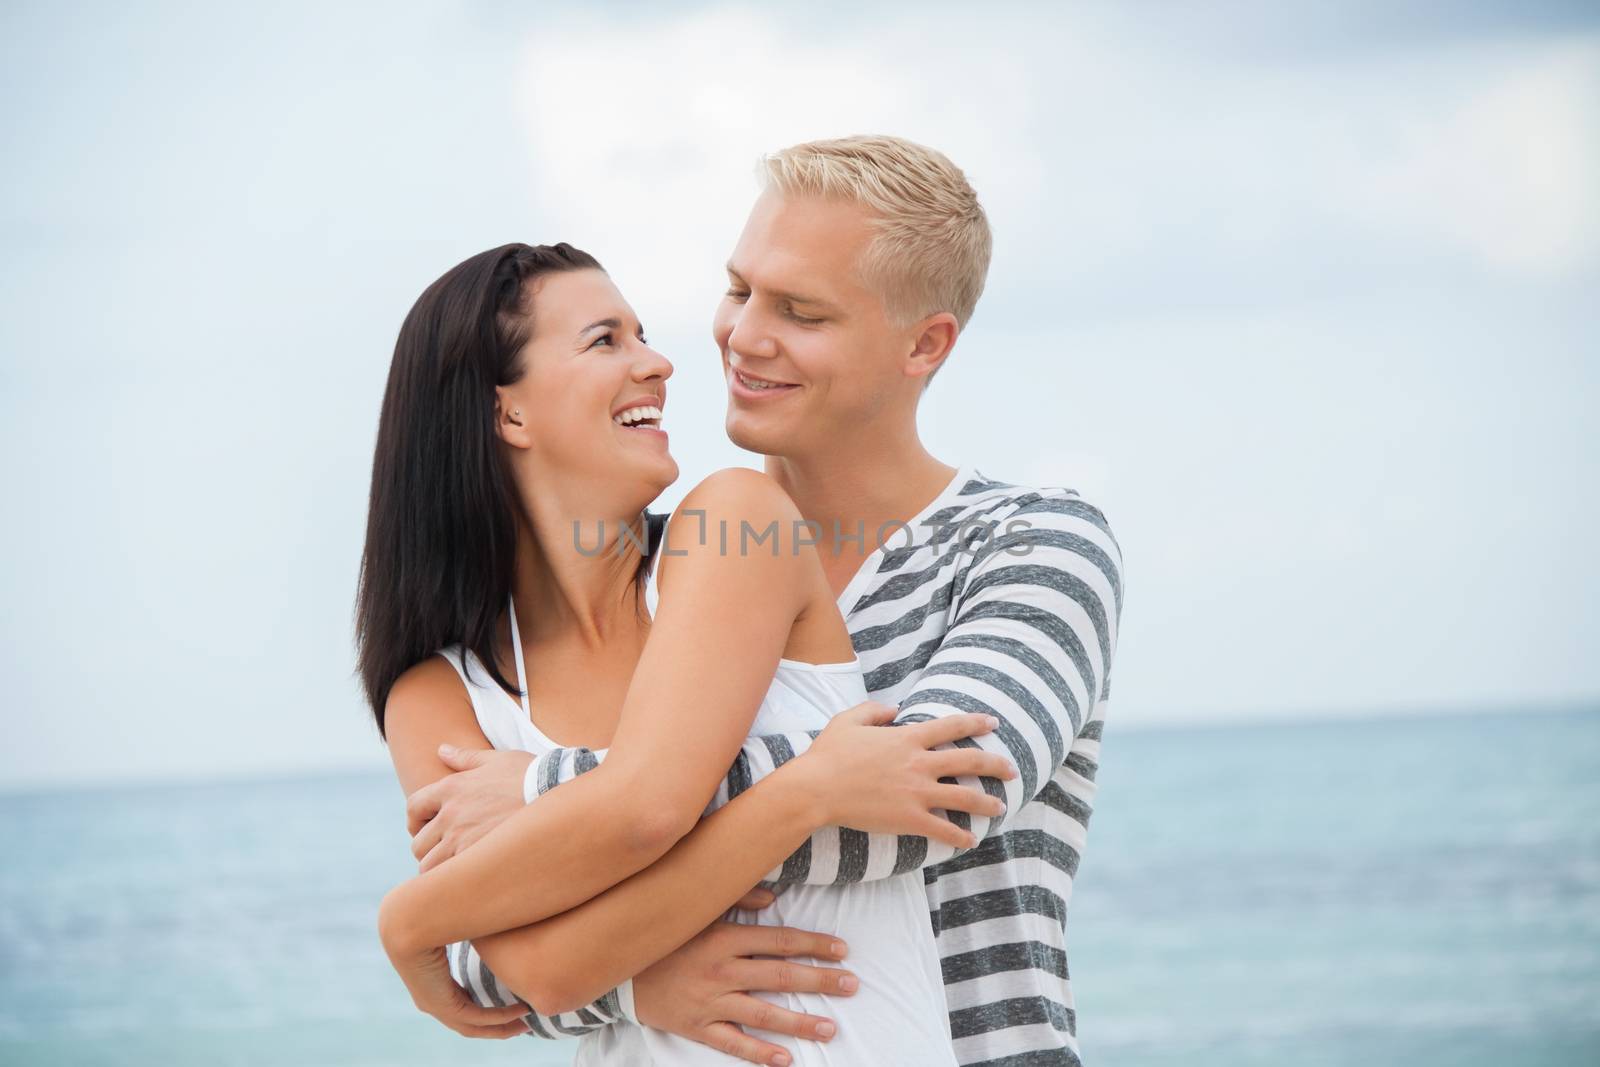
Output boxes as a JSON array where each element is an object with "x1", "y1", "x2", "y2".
[{"x1": 508, "y1": 592, "x2": 531, "y2": 722}]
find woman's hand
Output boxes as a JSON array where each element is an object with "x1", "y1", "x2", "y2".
[
  {"x1": 405, "y1": 744, "x2": 535, "y2": 872},
  {"x1": 795, "y1": 702, "x2": 1018, "y2": 848},
  {"x1": 377, "y1": 888, "x2": 533, "y2": 1039}
]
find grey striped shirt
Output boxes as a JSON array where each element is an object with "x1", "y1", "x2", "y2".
[{"x1": 457, "y1": 468, "x2": 1125, "y2": 1066}]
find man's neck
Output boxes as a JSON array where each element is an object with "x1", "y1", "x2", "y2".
[{"x1": 764, "y1": 442, "x2": 959, "y2": 598}]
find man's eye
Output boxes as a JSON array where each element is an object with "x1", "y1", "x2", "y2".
[
  {"x1": 787, "y1": 309, "x2": 823, "y2": 325},
  {"x1": 724, "y1": 288, "x2": 750, "y2": 302}
]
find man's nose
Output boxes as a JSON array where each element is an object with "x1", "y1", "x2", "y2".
[{"x1": 726, "y1": 306, "x2": 778, "y2": 361}]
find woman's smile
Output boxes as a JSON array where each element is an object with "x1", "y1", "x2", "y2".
[{"x1": 612, "y1": 399, "x2": 669, "y2": 446}]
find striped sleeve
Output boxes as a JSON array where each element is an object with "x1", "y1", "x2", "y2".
[
  {"x1": 529, "y1": 492, "x2": 1123, "y2": 888},
  {"x1": 877, "y1": 492, "x2": 1123, "y2": 867},
  {"x1": 446, "y1": 937, "x2": 635, "y2": 1039}
]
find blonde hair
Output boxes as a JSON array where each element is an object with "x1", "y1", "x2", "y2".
[{"x1": 759, "y1": 135, "x2": 993, "y2": 337}]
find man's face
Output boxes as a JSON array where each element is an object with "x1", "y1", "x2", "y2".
[{"x1": 713, "y1": 188, "x2": 911, "y2": 458}]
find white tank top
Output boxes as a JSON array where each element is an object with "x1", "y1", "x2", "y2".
[{"x1": 437, "y1": 523, "x2": 955, "y2": 1066}]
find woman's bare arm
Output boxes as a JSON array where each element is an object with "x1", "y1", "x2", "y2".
[
  {"x1": 379, "y1": 469, "x2": 829, "y2": 954},
  {"x1": 472, "y1": 705, "x2": 1000, "y2": 1014},
  {"x1": 380, "y1": 656, "x2": 551, "y2": 1036}
]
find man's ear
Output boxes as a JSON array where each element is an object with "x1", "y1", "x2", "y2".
[
  {"x1": 493, "y1": 386, "x2": 530, "y2": 447},
  {"x1": 904, "y1": 312, "x2": 959, "y2": 384}
]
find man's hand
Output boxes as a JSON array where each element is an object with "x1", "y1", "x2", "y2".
[
  {"x1": 633, "y1": 887, "x2": 858, "y2": 1067},
  {"x1": 377, "y1": 891, "x2": 532, "y2": 1039},
  {"x1": 406, "y1": 744, "x2": 534, "y2": 872}
]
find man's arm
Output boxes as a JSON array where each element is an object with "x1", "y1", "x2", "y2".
[
  {"x1": 447, "y1": 937, "x2": 631, "y2": 1038},
  {"x1": 527, "y1": 490, "x2": 1124, "y2": 885},
  {"x1": 455, "y1": 705, "x2": 1000, "y2": 1014}
]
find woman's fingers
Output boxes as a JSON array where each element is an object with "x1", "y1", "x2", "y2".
[
  {"x1": 923, "y1": 814, "x2": 979, "y2": 849},
  {"x1": 700, "y1": 1020, "x2": 793, "y2": 1066},
  {"x1": 417, "y1": 841, "x2": 451, "y2": 873},
  {"x1": 928, "y1": 783, "x2": 1006, "y2": 818},
  {"x1": 907, "y1": 712, "x2": 1000, "y2": 748},
  {"x1": 411, "y1": 816, "x2": 444, "y2": 861},
  {"x1": 835, "y1": 699, "x2": 898, "y2": 726},
  {"x1": 926, "y1": 747, "x2": 1018, "y2": 781},
  {"x1": 405, "y1": 783, "x2": 444, "y2": 837}
]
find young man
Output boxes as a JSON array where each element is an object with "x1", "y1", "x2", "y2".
[{"x1": 408, "y1": 135, "x2": 1124, "y2": 1065}]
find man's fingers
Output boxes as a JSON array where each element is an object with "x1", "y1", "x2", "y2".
[
  {"x1": 716, "y1": 923, "x2": 847, "y2": 962},
  {"x1": 909, "y1": 712, "x2": 999, "y2": 748},
  {"x1": 726, "y1": 958, "x2": 859, "y2": 999},
  {"x1": 700, "y1": 1020, "x2": 791, "y2": 1066},
  {"x1": 405, "y1": 783, "x2": 444, "y2": 837},
  {"x1": 733, "y1": 886, "x2": 778, "y2": 911},
  {"x1": 454, "y1": 999, "x2": 532, "y2": 1025},
  {"x1": 722, "y1": 989, "x2": 840, "y2": 1044},
  {"x1": 453, "y1": 1018, "x2": 532, "y2": 1039},
  {"x1": 926, "y1": 747, "x2": 1018, "y2": 781}
]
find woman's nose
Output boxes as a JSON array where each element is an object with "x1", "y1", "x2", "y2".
[{"x1": 634, "y1": 342, "x2": 673, "y2": 381}]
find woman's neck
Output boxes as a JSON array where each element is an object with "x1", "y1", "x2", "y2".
[{"x1": 512, "y1": 496, "x2": 652, "y2": 649}]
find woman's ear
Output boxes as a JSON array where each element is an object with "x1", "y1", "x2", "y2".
[{"x1": 493, "y1": 386, "x2": 530, "y2": 447}]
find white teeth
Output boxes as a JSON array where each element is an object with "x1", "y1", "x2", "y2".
[
  {"x1": 736, "y1": 371, "x2": 790, "y2": 391},
  {"x1": 613, "y1": 405, "x2": 663, "y2": 427}
]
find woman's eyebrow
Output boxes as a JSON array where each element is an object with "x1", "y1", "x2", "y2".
[{"x1": 576, "y1": 317, "x2": 621, "y2": 339}]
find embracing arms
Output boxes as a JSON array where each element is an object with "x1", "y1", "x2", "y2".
[
  {"x1": 382, "y1": 471, "x2": 1012, "y2": 1055},
  {"x1": 464, "y1": 703, "x2": 1005, "y2": 1014},
  {"x1": 526, "y1": 490, "x2": 1126, "y2": 885},
  {"x1": 378, "y1": 470, "x2": 823, "y2": 954}
]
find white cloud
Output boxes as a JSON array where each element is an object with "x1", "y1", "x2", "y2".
[
  {"x1": 1349, "y1": 41, "x2": 1600, "y2": 274},
  {"x1": 512, "y1": 5, "x2": 1046, "y2": 331},
  {"x1": 515, "y1": 7, "x2": 1599, "y2": 332}
]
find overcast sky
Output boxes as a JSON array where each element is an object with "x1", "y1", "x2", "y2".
[{"x1": 3, "y1": 1, "x2": 1596, "y2": 791}]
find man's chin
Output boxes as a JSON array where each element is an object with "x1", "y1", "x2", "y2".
[{"x1": 725, "y1": 414, "x2": 790, "y2": 457}]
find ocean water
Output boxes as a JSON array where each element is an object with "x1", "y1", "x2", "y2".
[{"x1": 3, "y1": 708, "x2": 1596, "y2": 1066}]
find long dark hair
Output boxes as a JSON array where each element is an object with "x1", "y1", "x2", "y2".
[{"x1": 355, "y1": 242, "x2": 660, "y2": 738}]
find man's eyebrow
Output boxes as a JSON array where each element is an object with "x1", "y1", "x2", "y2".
[{"x1": 724, "y1": 265, "x2": 833, "y2": 309}]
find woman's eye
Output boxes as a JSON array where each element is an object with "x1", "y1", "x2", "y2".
[{"x1": 589, "y1": 333, "x2": 613, "y2": 349}]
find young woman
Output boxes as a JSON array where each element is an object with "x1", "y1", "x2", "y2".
[{"x1": 357, "y1": 243, "x2": 1009, "y2": 1065}]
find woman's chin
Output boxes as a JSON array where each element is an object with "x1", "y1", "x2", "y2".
[
  {"x1": 629, "y1": 452, "x2": 679, "y2": 501},
  {"x1": 651, "y1": 455, "x2": 680, "y2": 494}
]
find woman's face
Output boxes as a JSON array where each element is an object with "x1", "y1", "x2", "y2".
[{"x1": 496, "y1": 269, "x2": 677, "y2": 517}]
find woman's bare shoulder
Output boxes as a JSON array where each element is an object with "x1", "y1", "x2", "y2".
[
  {"x1": 383, "y1": 653, "x2": 490, "y2": 796},
  {"x1": 654, "y1": 467, "x2": 814, "y2": 604},
  {"x1": 672, "y1": 467, "x2": 800, "y2": 525},
  {"x1": 385, "y1": 654, "x2": 473, "y2": 741},
  {"x1": 662, "y1": 467, "x2": 806, "y2": 557}
]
